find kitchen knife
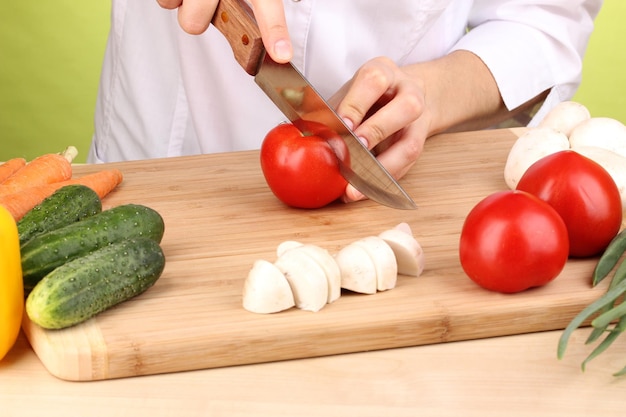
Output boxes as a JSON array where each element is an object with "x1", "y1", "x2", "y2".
[{"x1": 211, "y1": 0, "x2": 417, "y2": 210}]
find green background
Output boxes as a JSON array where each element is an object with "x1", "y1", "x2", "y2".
[
  {"x1": 0, "y1": 1, "x2": 110, "y2": 163},
  {"x1": 0, "y1": 1, "x2": 624, "y2": 163}
]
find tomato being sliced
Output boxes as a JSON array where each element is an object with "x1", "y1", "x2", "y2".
[
  {"x1": 459, "y1": 190, "x2": 569, "y2": 293},
  {"x1": 260, "y1": 121, "x2": 349, "y2": 209},
  {"x1": 517, "y1": 150, "x2": 623, "y2": 257}
]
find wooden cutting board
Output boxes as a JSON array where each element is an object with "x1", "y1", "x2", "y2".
[{"x1": 22, "y1": 128, "x2": 616, "y2": 381}]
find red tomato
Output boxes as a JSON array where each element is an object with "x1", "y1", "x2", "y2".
[
  {"x1": 260, "y1": 121, "x2": 349, "y2": 209},
  {"x1": 459, "y1": 190, "x2": 569, "y2": 293},
  {"x1": 517, "y1": 150, "x2": 623, "y2": 257}
]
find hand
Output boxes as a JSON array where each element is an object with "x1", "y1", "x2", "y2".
[
  {"x1": 156, "y1": 0, "x2": 293, "y2": 63},
  {"x1": 332, "y1": 57, "x2": 430, "y2": 203}
]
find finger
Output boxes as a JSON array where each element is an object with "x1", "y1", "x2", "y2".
[
  {"x1": 353, "y1": 81, "x2": 425, "y2": 149},
  {"x1": 341, "y1": 141, "x2": 418, "y2": 204},
  {"x1": 343, "y1": 184, "x2": 366, "y2": 203},
  {"x1": 335, "y1": 57, "x2": 397, "y2": 132},
  {"x1": 156, "y1": 0, "x2": 183, "y2": 9},
  {"x1": 250, "y1": 0, "x2": 292, "y2": 63},
  {"x1": 177, "y1": 0, "x2": 219, "y2": 35},
  {"x1": 374, "y1": 131, "x2": 424, "y2": 180},
  {"x1": 342, "y1": 123, "x2": 427, "y2": 204}
]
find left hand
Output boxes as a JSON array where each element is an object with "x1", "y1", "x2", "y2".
[{"x1": 331, "y1": 57, "x2": 431, "y2": 202}]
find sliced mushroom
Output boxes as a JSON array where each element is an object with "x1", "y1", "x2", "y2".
[
  {"x1": 276, "y1": 241, "x2": 341, "y2": 303},
  {"x1": 335, "y1": 242, "x2": 377, "y2": 294},
  {"x1": 242, "y1": 260, "x2": 295, "y2": 314},
  {"x1": 353, "y1": 236, "x2": 398, "y2": 291},
  {"x1": 296, "y1": 244, "x2": 342, "y2": 303},
  {"x1": 274, "y1": 247, "x2": 328, "y2": 312},
  {"x1": 393, "y1": 222, "x2": 413, "y2": 236},
  {"x1": 379, "y1": 227, "x2": 425, "y2": 277},
  {"x1": 276, "y1": 240, "x2": 304, "y2": 258}
]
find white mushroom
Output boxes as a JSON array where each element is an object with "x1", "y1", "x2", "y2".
[
  {"x1": 276, "y1": 240, "x2": 304, "y2": 257},
  {"x1": 569, "y1": 117, "x2": 626, "y2": 158},
  {"x1": 503, "y1": 127, "x2": 570, "y2": 189},
  {"x1": 335, "y1": 242, "x2": 377, "y2": 294},
  {"x1": 274, "y1": 247, "x2": 328, "y2": 312},
  {"x1": 571, "y1": 146, "x2": 626, "y2": 208},
  {"x1": 276, "y1": 241, "x2": 341, "y2": 303},
  {"x1": 296, "y1": 244, "x2": 342, "y2": 303},
  {"x1": 538, "y1": 101, "x2": 591, "y2": 136},
  {"x1": 393, "y1": 222, "x2": 413, "y2": 235},
  {"x1": 378, "y1": 227, "x2": 425, "y2": 277},
  {"x1": 353, "y1": 236, "x2": 398, "y2": 291},
  {"x1": 242, "y1": 260, "x2": 295, "y2": 314}
]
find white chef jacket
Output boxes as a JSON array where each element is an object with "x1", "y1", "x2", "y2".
[{"x1": 88, "y1": 0, "x2": 603, "y2": 163}]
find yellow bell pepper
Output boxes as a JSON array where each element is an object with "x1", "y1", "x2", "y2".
[{"x1": 0, "y1": 205, "x2": 23, "y2": 360}]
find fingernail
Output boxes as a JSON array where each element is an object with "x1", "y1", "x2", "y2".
[
  {"x1": 344, "y1": 185, "x2": 365, "y2": 203},
  {"x1": 352, "y1": 189, "x2": 364, "y2": 201},
  {"x1": 273, "y1": 39, "x2": 292, "y2": 62},
  {"x1": 341, "y1": 118, "x2": 368, "y2": 147}
]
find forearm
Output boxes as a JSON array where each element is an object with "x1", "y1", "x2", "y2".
[{"x1": 411, "y1": 50, "x2": 547, "y2": 136}]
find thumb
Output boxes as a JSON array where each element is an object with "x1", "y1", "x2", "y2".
[{"x1": 250, "y1": 0, "x2": 292, "y2": 63}]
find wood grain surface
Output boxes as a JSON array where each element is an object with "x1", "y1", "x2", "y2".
[{"x1": 21, "y1": 128, "x2": 616, "y2": 381}]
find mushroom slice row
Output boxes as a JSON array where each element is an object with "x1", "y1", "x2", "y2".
[{"x1": 242, "y1": 223, "x2": 425, "y2": 314}]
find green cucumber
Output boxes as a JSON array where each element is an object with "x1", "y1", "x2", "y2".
[
  {"x1": 17, "y1": 184, "x2": 102, "y2": 246},
  {"x1": 26, "y1": 237, "x2": 165, "y2": 329},
  {"x1": 21, "y1": 203, "x2": 165, "y2": 290}
]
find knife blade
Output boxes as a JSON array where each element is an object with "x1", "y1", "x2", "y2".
[{"x1": 211, "y1": 0, "x2": 417, "y2": 210}]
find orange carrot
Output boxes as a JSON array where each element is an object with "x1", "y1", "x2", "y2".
[
  {"x1": 68, "y1": 168, "x2": 124, "y2": 199},
  {"x1": 0, "y1": 168, "x2": 123, "y2": 221},
  {"x1": 0, "y1": 149, "x2": 76, "y2": 197},
  {"x1": 0, "y1": 158, "x2": 27, "y2": 183}
]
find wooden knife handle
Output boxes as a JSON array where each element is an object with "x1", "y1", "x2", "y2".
[{"x1": 212, "y1": 0, "x2": 265, "y2": 75}]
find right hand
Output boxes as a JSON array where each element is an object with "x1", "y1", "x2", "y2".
[
  {"x1": 156, "y1": 0, "x2": 293, "y2": 63},
  {"x1": 330, "y1": 57, "x2": 430, "y2": 203}
]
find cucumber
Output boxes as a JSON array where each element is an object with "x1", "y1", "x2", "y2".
[
  {"x1": 21, "y1": 203, "x2": 165, "y2": 290},
  {"x1": 25, "y1": 237, "x2": 165, "y2": 330},
  {"x1": 17, "y1": 184, "x2": 102, "y2": 246}
]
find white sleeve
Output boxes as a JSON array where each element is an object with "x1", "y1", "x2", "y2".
[{"x1": 450, "y1": 0, "x2": 603, "y2": 124}]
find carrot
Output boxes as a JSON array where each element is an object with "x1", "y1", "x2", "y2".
[
  {"x1": 67, "y1": 168, "x2": 124, "y2": 199},
  {"x1": 0, "y1": 158, "x2": 27, "y2": 183},
  {"x1": 0, "y1": 168, "x2": 123, "y2": 221},
  {"x1": 0, "y1": 147, "x2": 77, "y2": 197}
]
